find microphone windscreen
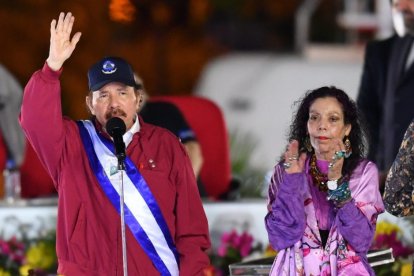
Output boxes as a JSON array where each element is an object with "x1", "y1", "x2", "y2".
[{"x1": 106, "y1": 117, "x2": 127, "y2": 137}]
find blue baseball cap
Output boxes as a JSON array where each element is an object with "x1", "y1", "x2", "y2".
[{"x1": 88, "y1": 56, "x2": 141, "y2": 91}]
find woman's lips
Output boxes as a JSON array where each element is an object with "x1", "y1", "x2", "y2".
[{"x1": 317, "y1": 136, "x2": 329, "y2": 140}]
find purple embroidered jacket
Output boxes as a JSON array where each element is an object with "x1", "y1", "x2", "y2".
[{"x1": 265, "y1": 158, "x2": 384, "y2": 275}]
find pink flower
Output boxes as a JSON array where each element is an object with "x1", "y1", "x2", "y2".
[
  {"x1": 238, "y1": 232, "x2": 253, "y2": 257},
  {"x1": 220, "y1": 230, "x2": 239, "y2": 248},
  {"x1": 217, "y1": 243, "x2": 228, "y2": 257},
  {"x1": 217, "y1": 230, "x2": 255, "y2": 257},
  {"x1": 372, "y1": 231, "x2": 414, "y2": 258},
  {"x1": 0, "y1": 239, "x2": 10, "y2": 254}
]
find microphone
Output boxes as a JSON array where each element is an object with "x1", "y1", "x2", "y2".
[{"x1": 106, "y1": 117, "x2": 127, "y2": 166}]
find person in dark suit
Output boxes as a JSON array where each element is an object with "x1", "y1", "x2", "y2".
[{"x1": 357, "y1": 0, "x2": 414, "y2": 192}]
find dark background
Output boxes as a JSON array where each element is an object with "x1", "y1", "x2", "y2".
[{"x1": 0, "y1": 0, "x2": 351, "y2": 119}]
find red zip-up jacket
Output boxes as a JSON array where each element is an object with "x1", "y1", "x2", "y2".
[{"x1": 20, "y1": 63, "x2": 211, "y2": 275}]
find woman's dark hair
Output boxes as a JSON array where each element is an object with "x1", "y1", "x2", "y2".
[{"x1": 286, "y1": 86, "x2": 368, "y2": 177}]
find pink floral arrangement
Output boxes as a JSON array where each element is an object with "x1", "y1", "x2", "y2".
[
  {"x1": 371, "y1": 221, "x2": 414, "y2": 275},
  {"x1": 207, "y1": 229, "x2": 262, "y2": 276},
  {"x1": 0, "y1": 233, "x2": 57, "y2": 276},
  {"x1": 0, "y1": 236, "x2": 26, "y2": 275},
  {"x1": 372, "y1": 231, "x2": 413, "y2": 258},
  {"x1": 217, "y1": 230, "x2": 254, "y2": 258}
]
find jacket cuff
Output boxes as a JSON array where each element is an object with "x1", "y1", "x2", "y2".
[{"x1": 42, "y1": 62, "x2": 63, "y2": 81}]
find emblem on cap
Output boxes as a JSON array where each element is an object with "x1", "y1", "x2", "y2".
[{"x1": 101, "y1": 60, "x2": 117, "y2": 74}]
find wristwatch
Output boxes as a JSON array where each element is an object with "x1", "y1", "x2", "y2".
[{"x1": 327, "y1": 179, "x2": 338, "y2": 190}]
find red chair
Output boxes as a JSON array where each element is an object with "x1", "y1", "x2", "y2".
[
  {"x1": 150, "y1": 96, "x2": 233, "y2": 199},
  {"x1": 20, "y1": 140, "x2": 56, "y2": 198},
  {"x1": 0, "y1": 133, "x2": 8, "y2": 197}
]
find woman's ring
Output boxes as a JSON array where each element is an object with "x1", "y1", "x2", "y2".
[
  {"x1": 335, "y1": 150, "x2": 346, "y2": 159},
  {"x1": 283, "y1": 162, "x2": 292, "y2": 169}
]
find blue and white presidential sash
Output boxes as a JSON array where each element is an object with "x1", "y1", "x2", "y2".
[{"x1": 77, "y1": 120, "x2": 179, "y2": 276}]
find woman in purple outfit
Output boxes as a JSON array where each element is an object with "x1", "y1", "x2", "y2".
[{"x1": 265, "y1": 86, "x2": 384, "y2": 275}]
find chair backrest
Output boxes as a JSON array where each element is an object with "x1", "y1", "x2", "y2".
[
  {"x1": 0, "y1": 133, "x2": 7, "y2": 197},
  {"x1": 149, "y1": 96, "x2": 232, "y2": 199},
  {"x1": 20, "y1": 140, "x2": 56, "y2": 198}
]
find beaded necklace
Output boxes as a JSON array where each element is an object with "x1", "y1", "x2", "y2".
[{"x1": 309, "y1": 154, "x2": 328, "y2": 192}]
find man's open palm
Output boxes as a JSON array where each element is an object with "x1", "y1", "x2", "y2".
[{"x1": 47, "y1": 12, "x2": 81, "y2": 71}]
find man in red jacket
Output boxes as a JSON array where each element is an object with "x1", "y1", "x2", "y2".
[{"x1": 20, "y1": 12, "x2": 210, "y2": 275}]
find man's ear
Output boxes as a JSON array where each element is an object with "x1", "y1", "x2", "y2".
[
  {"x1": 86, "y1": 96, "x2": 95, "y2": 115},
  {"x1": 136, "y1": 89, "x2": 144, "y2": 111}
]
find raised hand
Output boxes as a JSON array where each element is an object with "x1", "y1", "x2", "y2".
[
  {"x1": 283, "y1": 140, "x2": 307, "y2": 174},
  {"x1": 46, "y1": 12, "x2": 82, "y2": 71}
]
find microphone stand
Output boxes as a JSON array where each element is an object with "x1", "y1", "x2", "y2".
[
  {"x1": 106, "y1": 117, "x2": 128, "y2": 275},
  {"x1": 117, "y1": 156, "x2": 128, "y2": 276}
]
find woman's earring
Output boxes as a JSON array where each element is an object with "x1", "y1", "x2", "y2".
[
  {"x1": 304, "y1": 136, "x2": 313, "y2": 152},
  {"x1": 344, "y1": 136, "x2": 352, "y2": 158}
]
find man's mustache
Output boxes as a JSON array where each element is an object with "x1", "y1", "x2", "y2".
[{"x1": 105, "y1": 109, "x2": 127, "y2": 120}]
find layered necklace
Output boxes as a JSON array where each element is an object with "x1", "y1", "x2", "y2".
[{"x1": 309, "y1": 154, "x2": 328, "y2": 192}]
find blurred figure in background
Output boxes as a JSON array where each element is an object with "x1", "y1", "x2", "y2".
[
  {"x1": 137, "y1": 74, "x2": 207, "y2": 197},
  {"x1": 357, "y1": 0, "x2": 414, "y2": 193},
  {"x1": 383, "y1": 116, "x2": 414, "y2": 276},
  {"x1": 383, "y1": 120, "x2": 414, "y2": 217},
  {"x1": 137, "y1": 74, "x2": 204, "y2": 177},
  {"x1": 266, "y1": 86, "x2": 383, "y2": 275},
  {"x1": 0, "y1": 64, "x2": 55, "y2": 199},
  {"x1": 383, "y1": 120, "x2": 414, "y2": 276},
  {"x1": 0, "y1": 64, "x2": 26, "y2": 199},
  {"x1": 0, "y1": 64, "x2": 25, "y2": 169}
]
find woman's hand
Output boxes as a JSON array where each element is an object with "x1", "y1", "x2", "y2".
[
  {"x1": 46, "y1": 12, "x2": 82, "y2": 71},
  {"x1": 328, "y1": 138, "x2": 346, "y2": 180},
  {"x1": 283, "y1": 140, "x2": 307, "y2": 174}
]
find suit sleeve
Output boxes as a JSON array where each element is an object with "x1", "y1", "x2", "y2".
[
  {"x1": 357, "y1": 42, "x2": 382, "y2": 163},
  {"x1": 384, "y1": 120, "x2": 414, "y2": 216}
]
